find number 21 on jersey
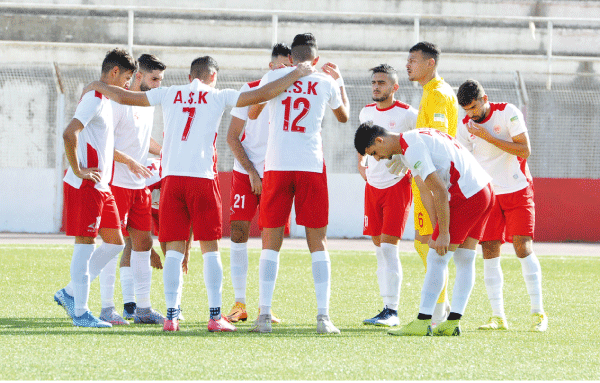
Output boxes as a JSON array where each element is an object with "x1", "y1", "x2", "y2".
[{"x1": 282, "y1": 97, "x2": 310, "y2": 133}]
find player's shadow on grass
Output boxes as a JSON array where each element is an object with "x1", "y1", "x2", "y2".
[{"x1": 0, "y1": 317, "x2": 72, "y2": 329}]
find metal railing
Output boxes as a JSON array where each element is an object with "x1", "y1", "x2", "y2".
[{"x1": 2, "y1": 3, "x2": 600, "y2": 89}]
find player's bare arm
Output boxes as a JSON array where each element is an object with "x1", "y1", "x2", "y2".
[
  {"x1": 467, "y1": 121, "x2": 531, "y2": 158},
  {"x1": 226, "y1": 116, "x2": 262, "y2": 195},
  {"x1": 63, "y1": 118, "x2": 101, "y2": 183},
  {"x1": 149, "y1": 137, "x2": 162, "y2": 155},
  {"x1": 420, "y1": 172, "x2": 451, "y2": 255},
  {"x1": 247, "y1": 103, "x2": 266, "y2": 120},
  {"x1": 82, "y1": 81, "x2": 151, "y2": 107},
  {"x1": 322, "y1": 62, "x2": 350, "y2": 122},
  {"x1": 114, "y1": 149, "x2": 153, "y2": 179},
  {"x1": 236, "y1": 62, "x2": 315, "y2": 107},
  {"x1": 357, "y1": 153, "x2": 367, "y2": 181}
]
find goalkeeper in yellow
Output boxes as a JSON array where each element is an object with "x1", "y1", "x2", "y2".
[{"x1": 401, "y1": 41, "x2": 458, "y2": 327}]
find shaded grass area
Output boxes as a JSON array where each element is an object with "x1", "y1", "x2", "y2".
[{"x1": 0, "y1": 244, "x2": 599, "y2": 380}]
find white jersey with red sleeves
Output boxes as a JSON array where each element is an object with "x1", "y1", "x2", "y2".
[
  {"x1": 457, "y1": 102, "x2": 531, "y2": 195},
  {"x1": 145, "y1": 79, "x2": 240, "y2": 180},
  {"x1": 111, "y1": 102, "x2": 155, "y2": 189},
  {"x1": 399, "y1": 129, "x2": 492, "y2": 201},
  {"x1": 63, "y1": 90, "x2": 114, "y2": 192},
  {"x1": 359, "y1": 100, "x2": 418, "y2": 189},
  {"x1": 230, "y1": 80, "x2": 269, "y2": 178},
  {"x1": 260, "y1": 66, "x2": 343, "y2": 173}
]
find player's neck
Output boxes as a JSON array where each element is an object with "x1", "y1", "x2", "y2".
[
  {"x1": 418, "y1": 70, "x2": 437, "y2": 87},
  {"x1": 376, "y1": 97, "x2": 396, "y2": 110}
]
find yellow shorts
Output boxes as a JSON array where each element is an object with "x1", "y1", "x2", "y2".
[{"x1": 412, "y1": 179, "x2": 434, "y2": 236}]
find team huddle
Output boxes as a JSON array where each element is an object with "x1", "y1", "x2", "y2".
[{"x1": 54, "y1": 33, "x2": 548, "y2": 336}]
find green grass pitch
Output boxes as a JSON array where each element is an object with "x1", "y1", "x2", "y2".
[{"x1": 0, "y1": 244, "x2": 599, "y2": 380}]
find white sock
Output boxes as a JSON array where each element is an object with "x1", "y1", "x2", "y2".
[
  {"x1": 483, "y1": 257, "x2": 505, "y2": 318},
  {"x1": 164, "y1": 250, "x2": 184, "y2": 310},
  {"x1": 88, "y1": 243, "x2": 125, "y2": 283},
  {"x1": 70, "y1": 244, "x2": 95, "y2": 317},
  {"x1": 519, "y1": 253, "x2": 544, "y2": 314},
  {"x1": 120, "y1": 266, "x2": 135, "y2": 304},
  {"x1": 419, "y1": 249, "x2": 453, "y2": 315},
  {"x1": 230, "y1": 241, "x2": 248, "y2": 304},
  {"x1": 451, "y1": 248, "x2": 477, "y2": 315},
  {"x1": 312, "y1": 250, "x2": 331, "y2": 317},
  {"x1": 177, "y1": 269, "x2": 184, "y2": 308},
  {"x1": 203, "y1": 251, "x2": 223, "y2": 311},
  {"x1": 258, "y1": 249, "x2": 279, "y2": 314},
  {"x1": 374, "y1": 246, "x2": 387, "y2": 302},
  {"x1": 381, "y1": 243, "x2": 401, "y2": 311},
  {"x1": 131, "y1": 250, "x2": 152, "y2": 308},
  {"x1": 99, "y1": 254, "x2": 118, "y2": 308}
]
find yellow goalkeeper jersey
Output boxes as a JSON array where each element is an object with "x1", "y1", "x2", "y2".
[{"x1": 416, "y1": 76, "x2": 458, "y2": 137}]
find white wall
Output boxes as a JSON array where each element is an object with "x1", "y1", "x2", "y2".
[{"x1": 0, "y1": 168, "x2": 61, "y2": 233}]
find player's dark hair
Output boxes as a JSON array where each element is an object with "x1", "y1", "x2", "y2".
[
  {"x1": 190, "y1": 56, "x2": 219, "y2": 80},
  {"x1": 457, "y1": 79, "x2": 486, "y2": 107},
  {"x1": 409, "y1": 41, "x2": 440, "y2": 65},
  {"x1": 271, "y1": 43, "x2": 292, "y2": 60},
  {"x1": 137, "y1": 54, "x2": 166, "y2": 73},
  {"x1": 291, "y1": 33, "x2": 318, "y2": 62},
  {"x1": 370, "y1": 63, "x2": 398, "y2": 84},
  {"x1": 101, "y1": 48, "x2": 137, "y2": 74},
  {"x1": 354, "y1": 122, "x2": 389, "y2": 156}
]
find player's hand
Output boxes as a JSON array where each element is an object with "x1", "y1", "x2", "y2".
[
  {"x1": 150, "y1": 247, "x2": 163, "y2": 270},
  {"x1": 429, "y1": 233, "x2": 450, "y2": 256},
  {"x1": 386, "y1": 154, "x2": 408, "y2": 176},
  {"x1": 321, "y1": 62, "x2": 342, "y2": 80},
  {"x1": 466, "y1": 121, "x2": 492, "y2": 142},
  {"x1": 358, "y1": 164, "x2": 367, "y2": 181},
  {"x1": 271, "y1": 62, "x2": 288, "y2": 70},
  {"x1": 126, "y1": 159, "x2": 153, "y2": 179},
  {"x1": 182, "y1": 250, "x2": 190, "y2": 275},
  {"x1": 295, "y1": 62, "x2": 316, "y2": 77},
  {"x1": 249, "y1": 170, "x2": 263, "y2": 195},
  {"x1": 80, "y1": 81, "x2": 100, "y2": 99},
  {"x1": 75, "y1": 166, "x2": 102, "y2": 183}
]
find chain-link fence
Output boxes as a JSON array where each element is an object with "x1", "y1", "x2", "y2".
[{"x1": 4, "y1": 63, "x2": 597, "y2": 179}]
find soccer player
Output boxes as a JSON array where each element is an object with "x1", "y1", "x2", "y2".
[
  {"x1": 249, "y1": 33, "x2": 350, "y2": 334},
  {"x1": 358, "y1": 64, "x2": 417, "y2": 327},
  {"x1": 404, "y1": 41, "x2": 458, "y2": 326},
  {"x1": 225, "y1": 43, "x2": 292, "y2": 324},
  {"x1": 54, "y1": 48, "x2": 137, "y2": 328},
  {"x1": 98, "y1": 54, "x2": 166, "y2": 326},
  {"x1": 82, "y1": 55, "x2": 315, "y2": 332},
  {"x1": 456, "y1": 79, "x2": 548, "y2": 332},
  {"x1": 354, "y1": 123, "x2": 494, "y2": 336}
]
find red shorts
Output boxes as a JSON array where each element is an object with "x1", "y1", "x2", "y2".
[
  {"x1": 63, "y1": 182, "x2": 120, "y2": 237},
  {"x1": 481, "y1": 183, "x2": 535, "y2": 243},
  {"x1": 230, "y1": 170, "x2": 261, "y2": 222},
  {"x1": 259, "y1": 166, "x2": 328, "y2": 229},
  {"x1": 151, "y1": 207, "x2": 159, "y2": 237},
  {"x1": 363, "y1": 177, "x2": 412, "y2": 238},
  {"x1": 158, "y1": 176, "x2": 222, "y2": 242},
  {"x1": 111, "y1": 185, "x2": 152, "y2": 236},
  {"x1": 432, "y1": 183, "x2": 495, "y2": 245}
]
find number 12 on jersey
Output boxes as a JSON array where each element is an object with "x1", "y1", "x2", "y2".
[{"x1": 282, "y1": 97, "x2": 310, "y2": 133}]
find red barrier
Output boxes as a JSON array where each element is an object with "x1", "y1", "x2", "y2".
[{"x1": 533, "y1": 178, "x2": 600, "y2": 242}]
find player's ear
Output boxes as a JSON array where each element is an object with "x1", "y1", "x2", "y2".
[
  {"x1": 312, "y1": 56, "x2": 320, "y2": 66},
  {"x1": 393, "y1": 83, "x2": 400, "y2": 92},
  {"x1": 111, "y1": 66, "x2": 120, "y2": 78},
  {"x1": 269, "y1": 62, "x2": 274, "y2": 70},
  {"x1": 483, "y1": 94, "x2": 489, "y2": 103}
]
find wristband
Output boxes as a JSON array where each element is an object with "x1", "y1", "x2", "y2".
[{"x1": 336, "y1": 77, "x2": 344, "y2": 87}]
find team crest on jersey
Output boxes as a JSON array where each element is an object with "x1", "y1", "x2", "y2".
[
  {"x1": 494, "y1": 125, "x2": 502, "y2": 134},
  {"x1": 389, "y1": 121, "x2": 396, "y2": 129},
  {"x1": 133, "y1": 111, "x2": 140, "y2": 120}
]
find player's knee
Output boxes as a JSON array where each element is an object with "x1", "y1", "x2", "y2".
[
  {"x1": 230, "y1": 225, "x2": 249, "y2": 244},
  {"x1": 513, "y1": 236, "x2": 533, "y2": 258}
]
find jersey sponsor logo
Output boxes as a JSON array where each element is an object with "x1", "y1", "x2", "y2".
[
  {"x1": 284, "y1": 80, "x2": 319, "y2": 95},
  {"x1": 414, "y1": 161, "x2": 422, "y2": 170},
  {"x1": 510, "y1": 115, "x2": 519, "y2": 122},
  {"x1": 494, "y1": 125, "x2": 502, "y2": 134},
  {"x1": 434, "y1": 113, "x2": 446, "y2": 122},
  {"x1": 173, "y1": 91, "x2": 208, "y2": 105}
]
